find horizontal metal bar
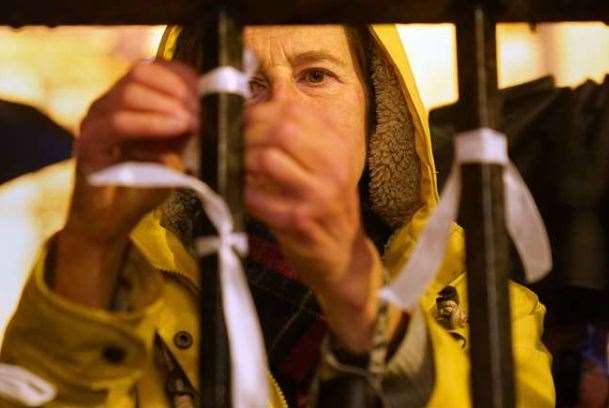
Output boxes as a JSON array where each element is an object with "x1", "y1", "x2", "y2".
[{"x1": 2, "y1": 0, "x2": 609, "y2": 26}]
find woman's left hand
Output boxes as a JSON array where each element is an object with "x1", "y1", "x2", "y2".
[{"x1": 245, "y1": 98, "x2": 384, "y2": 353}]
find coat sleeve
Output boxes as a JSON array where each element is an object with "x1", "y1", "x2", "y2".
[
  {"x1": 383, "y1": 280, "x2": 555, "y2": 408},
  {"x1": 0, "y1": 240, "x2": 164, "y2": 407}
]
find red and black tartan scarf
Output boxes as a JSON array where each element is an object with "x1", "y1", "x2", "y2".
[
  {"x1": 246, "y1": 220, "x2": 328, "y2": 408},
  {"x1": 164, "y1": 184, "x2": 392, "y2": 407},
  {"x1": 162, "y1": 192, "x2": 327, "y2": 406}
]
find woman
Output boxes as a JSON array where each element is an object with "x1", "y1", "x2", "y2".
[{"x1": 0, "y1": 24, "x2": 554, "y2": 407}]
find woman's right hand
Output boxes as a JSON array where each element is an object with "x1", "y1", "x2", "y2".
[
  {"x1": 68, "y1": 60, "x2": 200, "y2": 243},
  {"x1": 53, "y1": 60, "x2": 200, "y2": 308}
]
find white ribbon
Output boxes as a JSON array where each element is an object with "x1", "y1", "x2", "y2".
[
  {"x1": 381, "y1": 128, "x2": 552, "y2": 311},
  {"x1": 87, "y1": 56, "x2": 267, "y2": 408},
  {"x1": 0, "y1": 54, "x2": 263, "y2": 407},
  {"x1": 199, "y1": 50, "x2": 258, "y2": 98},
  {"x1": 89, "y1": 163, "x2": 268, "y2": 408},
  {"x1": 0, "y1": 363, "x2": 57, "y2": 406}
]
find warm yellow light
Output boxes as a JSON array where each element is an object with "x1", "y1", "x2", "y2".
[
  {"x1": 398, "y1": 24, "x2": 458, "y2": 110},
  {"x1": 147, "y1": 26, "x2": 167, "y2": 57},
  {"x1": 541, "y1": 23, "x2": 609, "y2": 87},
  {"x1": 0, "y1": 26, "x2": 164, "y2": 132},
  {"x1": 497, "y1": 24, "x2": 548, "y2": 88},
  {"x1": 0, "y1": 64, "x2": 45, "y2": 103},
  {"x1": 1, "y1": 24, "x2": 609, "y2": 125},
  {"x1": 399, "y1": 23, "x2": 609, "y2": 111}
]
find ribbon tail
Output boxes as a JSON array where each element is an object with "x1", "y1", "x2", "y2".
[
  {"x1": 90, "y1": 162, "x2": 233, "y2": 234},
  {"x1": 89, "y1": 162, "x2": 269, "y2": 408},
  {"x1": 220, "y1": 248, "x2": 269, "y2": 408},
  {"x1": 504, "y1": 164, "x2": 552, "y2": 282},
  {"x1": 0, "y1": 364, "x2": 57, "y2": 407},
  {"x1": 380, "y1": 168, "x2": 461, "y2": 311}
]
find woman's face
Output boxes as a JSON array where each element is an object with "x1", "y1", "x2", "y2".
[{"x1": 244, "y1": 25, "x2": 369, "y2": 186}]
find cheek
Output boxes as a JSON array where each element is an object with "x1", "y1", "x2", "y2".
[
  {"x1": 323, "y1": 90, "x2": 368, "y2": 183},
  {"x1": 298, "y1": 82, "x2": 368, "y2": 186}
]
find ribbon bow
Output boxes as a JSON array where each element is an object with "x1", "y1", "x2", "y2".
[
  {"x1": 381, "y1": 128, "x2": 552, "y2": 311},
  {"x1": 89, "y1": 56, "x2": 267, "y2": 408},
  {"x1": 0, "y1": 52, "x2": 265, "y2": 408},
  {"x1": 89, "y1": 163, "x2": 268, "y2": 408}
]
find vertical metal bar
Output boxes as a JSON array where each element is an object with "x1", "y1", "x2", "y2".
[
  {"x1": 456, "y1": 2, "x2": 498, "y2": 129},
  {"x1": 198, "y1": 9, "x2": 244, "y2": 408},
  {"x1": 455, "y1": 2, "x2": 515, "y2": 408}
]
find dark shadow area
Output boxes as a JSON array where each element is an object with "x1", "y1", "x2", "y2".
[
  {"x1": 430, "y1": 75, "x2": 609, "y2": 407},
  {"x1": 0, "y1": 99, "x2": 73, "y2": 184}
]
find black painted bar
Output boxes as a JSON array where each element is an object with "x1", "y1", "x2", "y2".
[
  {"x1": 2, "y1": 0, "x2": 609, "y2": 26},
  {"x1": 455, "y1": 3, "x2": 515, "y2": 408},
  {"x1": 197, "y1": 9, "x2": 245, "y2": 408}
]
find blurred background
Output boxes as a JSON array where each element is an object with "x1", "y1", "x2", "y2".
[
  {"x1": 2, "y1": 24, "x2": 609, "y2": 131},
  {"x1": 1, "y1": 23, "x2": 608, "y2": 407},
  {"x1": 0, "y1": 26, "x2": 165, "y2": 132}
]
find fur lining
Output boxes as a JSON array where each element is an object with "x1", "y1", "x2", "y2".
[{"x1": 368, "y1": 45, "x2": 421, "y2": 228}]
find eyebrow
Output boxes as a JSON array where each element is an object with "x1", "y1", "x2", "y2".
[{"x1": 290, "y1": 50, "x2": 348, "y2": 68}]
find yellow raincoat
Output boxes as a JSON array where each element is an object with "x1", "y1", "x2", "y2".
[{"x1": 0, "y1": 25, "x2": 554, "y2": 407}]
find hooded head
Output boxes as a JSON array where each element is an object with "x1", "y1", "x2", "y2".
[{"x1": 156, "y1": 24, "x2": 462, "y2": 299}]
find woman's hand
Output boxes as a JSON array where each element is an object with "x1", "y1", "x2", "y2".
[
  {"x1": 245, "y1": 98, "x2": 385, "y2": 353},
  {"x1": 68, "y1": 60, "x2": 200, "y2": 243},
  {"x1": 56, "y1": 57, "x2": 387, "y2": 351},
  {"x1": 54, "y1": 60, "x2": 200, "y2": 308}
]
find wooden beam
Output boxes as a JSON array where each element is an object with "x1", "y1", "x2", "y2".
[{"x1": 2, "y1": 0, "x2": 609, "y2": 26}]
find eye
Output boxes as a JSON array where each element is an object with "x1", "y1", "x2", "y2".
[{"x1": 300, "y1": 68, "x2": 333, "y2": 85}]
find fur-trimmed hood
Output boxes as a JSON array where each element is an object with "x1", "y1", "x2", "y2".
[{"x1": 156, "y1": 24, "x2": 462, "y2": 297}]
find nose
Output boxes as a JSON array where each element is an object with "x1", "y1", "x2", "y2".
[{"x1": 268, "y1": 76, "x2": 300, "y2": 104}]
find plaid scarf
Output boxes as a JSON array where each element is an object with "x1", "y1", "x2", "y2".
[
  {"x1": 246, "y1": 221, "x2": 327, "y2": 408},
  {"x1": 161, "y1": 193, "x2": 328, "y2": 407},
  {"x1": 162, "y1": 187, "x2": 392, "y2": 407}
]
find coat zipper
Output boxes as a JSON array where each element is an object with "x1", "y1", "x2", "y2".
[{"x1": 269, "y1": 371, "x2": 289, "y2": 408}]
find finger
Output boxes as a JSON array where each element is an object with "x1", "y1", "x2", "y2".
[
  {"x1": 246, "y1": 185, "x2": 302, "y2": 226},
  {"x1": 107, "y1": 110, "x2": 197, "y2": 139},
  {"x1": 245, "y1": 119, "x2": 339, "y2": 175},
  {"x1": 246, "y1": 147, "x2": 318, "y2": 196},
  {"x1": 245, "y1": 189, "x2": 328, "y2": 252},
  {"x1": 116, "y1": 81, "x2": 196, "y2": 117},
  {"x1": 247, "y1": 184, "x2": 346, "y2": 247},
  {"x1": 246, "y1": 155, "x2": 354, "y2": 244},
  {"x1": 247, "y1": 101, "x2": 349, "y2": 179},
  {"x1": 122, "y1": 144, "x2": 187, "y2": 171},
  {"x1": 127, "y1": 61, "x2": 200, "y2": 113}
]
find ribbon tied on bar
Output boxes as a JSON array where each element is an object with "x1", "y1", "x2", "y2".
[
  {"x1": 88, "y1": 55, "x2": 268, "y2": 408},
  {"x1": 199, "y1": 50, "x2": 257, "y2": 98},
  {"x1": 381, "y1": 128, "x2": 552, "y2": 311}
]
